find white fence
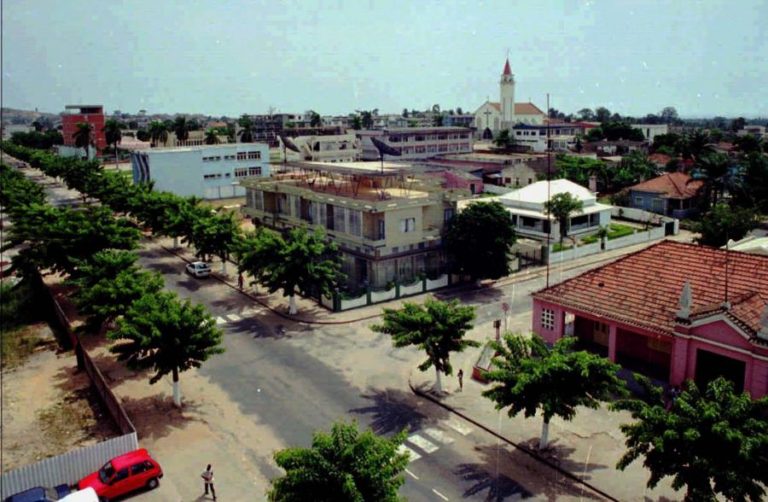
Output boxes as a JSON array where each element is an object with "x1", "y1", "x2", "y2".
[
  {"x1": 333, "y1": 274, "x2": 451, "y2": 311},
  {"x1": 548, "y1": 225, "x2": 668, "y2": 263},
  {"x1": 1, "y1": 432, "x2": 138, "y2": 499}
]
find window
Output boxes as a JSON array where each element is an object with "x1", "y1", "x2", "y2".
[
  {"x1": 634, "y1": 196, "x2": 644, "y2": 206},
  {"x1": 237, "y1": 152, "x2": 247, "y2": 160},
  {"x1": 348, "y1": 210, "x2": 362, "y2": 237},
  {"x1": 378, "y1": 219, "x2": 385, "y2": 240},
  {"x1": 541, "y1": 308, "x2": 555, "y2": 330},
  {"x1": 248, "y1": 166, "x2": 262, "y2": 176},
  {"x1": 333, "y1": 206, "x2": 346, "y2": 232},
  {"x1": 224, "y1": 155, "x2": 235, "y2": 160},
  {"x1": 114, "y1": 468, "x2": 130, "y2": 483},
  {"x1": 443, "y1": 208, "x2": 454, "y2": 223},
  {"x1": 400, "y1": 217, "x2": 416, "y2": 233},
  {"x1": 248, "y1": 151, "x2": 261, "y2": 159},
  {"x1": 234, "y1": 168, "x2": 248, "y2": 177},
  {"x1": 131, "y1": 463, "x2": 148, "y2": 475},
  {"x1": 203, "y1": 173, "x2": 222, "y2": 180}
]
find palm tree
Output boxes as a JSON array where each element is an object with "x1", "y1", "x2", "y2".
[
  {"x1": 148, "y1": 120, "x2": 168, "y2": 148},
  {"x1": 237, "y1": 114, "x2": 253, "y2": 143},
  {"x1": 72, "y1": 122, "x2": 94, "y2": 159},
  {"x1": 695, "y1": 153, "x2": 730, "y2": 208},
  {"x1": 204, "y1": 128, "x2": 219, "y2": 145},
  {"x1": 173, "y1": 116, "x2": 190, "y2": 145},
  {"x1": 103, "y1": 119, "x2": 122, "y2": 168},
  {"x1": 544, "y1": 192, "x2": 584, "y2": 247}
]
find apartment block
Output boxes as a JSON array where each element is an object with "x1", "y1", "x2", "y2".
[
  {"x1": 240, "y1": 161, "x2": 472, "y2": 289},
  {"x1": 357, "y1": 127, "x2": 473, "y2": 161}
]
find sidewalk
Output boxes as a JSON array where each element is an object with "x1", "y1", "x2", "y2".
[
  {"x1": 152, "y1": 229, "x2": 694, "y2": 326},
  {"x1": 408, "y1": 355, "x2": 680, "y2": 501}
]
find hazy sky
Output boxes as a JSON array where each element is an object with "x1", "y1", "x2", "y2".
[{"x1": 3, "y1": 0, "x2": 767, "y2": 118}]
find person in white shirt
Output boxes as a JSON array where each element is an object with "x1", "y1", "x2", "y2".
[{"x1": 201, "y1": 464, "x2": 216, "y2": 500}]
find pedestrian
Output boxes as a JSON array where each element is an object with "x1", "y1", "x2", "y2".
[
  {"x1": 457, "y1": 369, "x2": 464, "y2": 391},
  {"x1": 238, "y1": 273, "x2": 244, "y2": 290},
  {"x1": 201, "y1": 464, "x2": 216, "y2": 500}
]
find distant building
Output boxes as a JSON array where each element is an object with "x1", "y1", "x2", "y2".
[
  {"x1": 726, "y1": 235, "x2": 768, "y2": 256},
  {"x1": 473, "y1": 58, "x2": 546, "y2": 139},
  {"x1": 631, "y1": 123, "x2": 669, "y2": 143},
  {"x1": 240, "y1": 161, "x2": 472, "y2": 288},
  {"x1": 737, "y1": 125, "x2": 766, "y2": 140},
  {"x1": 424, "y1": 152, "x2": 548, "y2": 189},
  {"x1": 61, "y1": 105, "x2": 106, "y2": 157},
  {"x1": 443, "y1": 114, "x2": 475, "y2": 128},
  {"x1": 1, "y1": 124, "x2": 33, "y2": 140},
  {"x1": 281, "y1": 133, "x2": 361, "y2": 163},
  {"x1": 512, "y1": 123, "x2": 589, "y2": 152},
  {"x1": 130, "y1": 143, "x2": 269, "y2": 199},
  {"x1": 628, "y1": 172, "x2": 703, "y2": 219},
  {"x1": 357, "y1": 127, "x2": 473, "y2": 161}
]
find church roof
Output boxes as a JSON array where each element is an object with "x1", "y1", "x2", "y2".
[
  {"x1": 483, "y1": 102, "x2": 545, "y2": 117},
  {"x1": 503, "y1": 59, "x2": 512, "y2": 76}
]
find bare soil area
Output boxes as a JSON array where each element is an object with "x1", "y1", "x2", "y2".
[{"x1": 1, "y1": 324, "x2": 118, "y2": 471}]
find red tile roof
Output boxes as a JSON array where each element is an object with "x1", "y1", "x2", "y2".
[
  {"x1": 647, "y1": 153, "x2": 673, "y2": 166},
  {"x1": 629, "y1": 172, "x2": 703, "y2": 199},
  {"x1": 515, "y1": 102, "x2": 545, "y2": 116},
  {"x1": 533, "y1": 240, "x2": 768, "y2": 337}
]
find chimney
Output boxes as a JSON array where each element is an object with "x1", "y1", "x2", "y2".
[{"x1": 676, "y1": 280, "x2": 692, "y2": 321}]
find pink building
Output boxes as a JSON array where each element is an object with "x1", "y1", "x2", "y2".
[{"x1": 532, "y1": 240, "x2": 768, "y2": 397}]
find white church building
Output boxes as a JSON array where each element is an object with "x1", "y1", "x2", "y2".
[{"x1": 473, "y1": 59, "x2": 547, "y2": 139}]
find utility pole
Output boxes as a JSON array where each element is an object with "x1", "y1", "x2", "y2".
[{"x1": 545, "y1": 93, "x2": 552, "y2": 288}]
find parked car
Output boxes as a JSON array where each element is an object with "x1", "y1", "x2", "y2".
[
  {"x1": 77, "y1": 449, "x2": 163, "y2": 501},
  {"x1": 3, "y1": 485, "x2": 70, "y2": 502},
  {"x1": 59, "y1": 488, "x2": 98, "y2": 502},
  {"x1": 185, "y1": 261, "x2": 211, "y2": 278}
]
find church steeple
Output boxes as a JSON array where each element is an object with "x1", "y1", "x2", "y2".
[{"x1": 500, "y1": 57, "x2": 515, "y2": 128}]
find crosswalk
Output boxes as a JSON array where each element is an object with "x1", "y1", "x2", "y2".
[
  {"x1": 215, "y1": 313, "x2": 244, "y2": 325},
  {"x1": 398, "y1": 419, "x2": 474, "y2": 464}
]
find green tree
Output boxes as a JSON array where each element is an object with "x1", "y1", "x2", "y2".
[
  {"x1": 730, "y1": 117, "x2": 746, "y2": 132},
  {"x1": 659, "y1": 106, "x2": 679, "y2": 124},
  {"x1": 350, "y1": 115, "x2": 362, "y2": 130},
  {"x1": 493, "y1": 129, "x2": 514, "y2": 150},
  {"x1": 190, "y1": 212, "x2": 240, "y2": 273},
  {"x1": 148, "y1": 120, "x2": 168, "y2": 147},
  {"x1": 72, "y1": 122, "x2": 94, "y2": 159},
  {"x1": 741, "y1": 152, "x2": 768, "y2": 212},
  {"x1": 109, "y1": 291, "x2": 224, "y2": 407},
  {"x1": 173, "y1": 116, "x2": 190, "y2": 143},
  {"x1": 401, "y1": 108, "x2": 409, "y2": 118},
  {"x1": 235, "y1": 227, "x2": 283, "y2": 289},
  {"x1": 595, "y1": 106, "x2": 611, "y2": 123},
  {"x1": 259, "y1": 227, "x2": 343, "y2": 315},
  {"x1": 694, "y1": 203, "x2": 757, "y2": 247},
  {"x1": 612, "y1": 377, "x2": 768, "y2": 501},
  {"x1": 483, "y1": 334, "x2": 626, "y2": 449},
  {"x1": 543, "y1": 192, "x2": 584, "y2": 247},
  {"x1": 309, "y1": 111, "x2": 322, "y2": 127},
  {"x1": 268, "y1": 421, "x2": 408, "y2": 502},
  {"x1": 371, "y1": 298, "x2": 478, "y2": 393},
  {"x1": 695, "y1": 153, "x2": 730, "y2": 208},
  {"x1": 103, "y1": 119, "x2": 123, "y2": 167},
  {"x1": 204, "y1": 128, "x2": 219, "y2": 145},
  {"x1": 433, "y1": 114, "x2": 444, "y2": 127},
  {"x1": 68, "y1": 250, "x2": 163, "y2": 330},
  {"x1": 613, "y1": 151, "x2": 658, "y2": 190},
  {"x1": 238, "y1": 114, "x2": 254, "y2": 142},
  {"x1": 577, "y1": 108, "x2": 595, "y2": 121},
  {"x1": 585, "y1": 127, "x2": 604, "y2": 142},
  {"x1": 444, "y1": 201, "x2": 517, "y2": 282},
  {"x1": 136, "y1": 129, "x2": 150, "y2": 142}
]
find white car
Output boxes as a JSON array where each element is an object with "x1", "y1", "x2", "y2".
[{"x1": 186, "y1": 261, "x2": 211, "y2": 278}]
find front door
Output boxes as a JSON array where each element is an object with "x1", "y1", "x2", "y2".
[{"x1": 694, "y1": 349, "x2": 745, "y2": 393}]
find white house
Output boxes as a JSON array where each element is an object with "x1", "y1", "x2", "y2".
[
  {"x1": 131, "y1": 143, "x2": 270, "y2": 199},
  {"x1": 280, "y1": 133, "x2": 361, "y2": 163},
  {"x1": 631, "y1": 123, "x2": 669, "y2": 143},
  {"x1": 495, "y1": 179, "x2": 612, "y2": 240}
]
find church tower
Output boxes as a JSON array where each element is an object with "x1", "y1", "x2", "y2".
[{"x1": 500, "y1": 58, "x2": 515, "y2": 129}]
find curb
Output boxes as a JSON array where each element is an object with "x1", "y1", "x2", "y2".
[{"x1": 407, "y1": 373, "x2": 619, "y2": 502}]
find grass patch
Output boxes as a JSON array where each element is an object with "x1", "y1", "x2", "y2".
[
  {"x1": 606, "y1": 223, "x2": 635, "y2": 240},
  {"x1": 1, "y1": 280, "x2": 47, "y2": 369},
  {"x1": 581, "y1": 234, "x2": 599, "y2": 244},
  {"x1": 552, "y1": 242, "x2": 573, "y2": 252}
]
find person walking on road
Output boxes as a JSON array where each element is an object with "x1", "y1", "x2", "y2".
[
  {"x1": 238, "y1": 273, "x2": 244, "y2": 290},
  {"x1": 201, "y1": 464, "x2": 216, "y2": 500},
  {"x1": 457, "y1": 369, "x2": 464, "y2": 391}
]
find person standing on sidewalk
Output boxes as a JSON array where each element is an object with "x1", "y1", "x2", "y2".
[
  {"x1": 201, "y1": 464, "x2": 216, "y2": 500},
  {"x1": 238, "y1": 273, "x2": 244, "y2": 290},
  {"x1": 457, "y1": 369, "x2": 464, "y2": 391}
]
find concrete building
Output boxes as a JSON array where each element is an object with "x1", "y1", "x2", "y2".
[
  {"x1": 357, "y1": 127, "x2": 473, "y2": 161},
  {"x1": 493, "y1": 179, "x2": 611, "y2": 240},
  {"x1": 631, "y1": 123, "x2": 669, "y2": 143},
  {"x1": 533, "y1": 240, "x2": 768, "y2": 397},
  {"x1": 130, "y1": 143, "x2": 269, "y2": 199},
  {"x1": 737, "y1": 125, "x2": 767, "y2": 140},
  {"x1": 512, "y1": 123, "x2": 589, "y2": 152},
  {"x1": 61, "y1": 105, "x2": 106, "y2": 158},
  {"x1": 280, "y1": 133, "x2": 361, "y2": 163},
  {"x1": 628, "y1": 172, "x2": 704, "y2": 219},
  {"x1": 240, "y1": 161, "x2": 472, "y2": 289},
  {"x1": 473, "y1": 59, "x2": 546, "y2": 139}
]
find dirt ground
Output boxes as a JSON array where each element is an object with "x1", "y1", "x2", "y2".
[{"x1": 1, "y1": 323, "x2": 118, "y2": 471}]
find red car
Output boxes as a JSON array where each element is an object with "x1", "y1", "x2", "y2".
[{"x1": 78, "y1": 449, "x2": 163, "y2": 501}]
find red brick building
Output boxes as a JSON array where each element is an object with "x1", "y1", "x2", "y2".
[
  {"x1": 532, "y1": 241, "x2": 768, "y2": 397},
  {"x1": 61, "y1": 105, "x2": 106, "y2": 153}
]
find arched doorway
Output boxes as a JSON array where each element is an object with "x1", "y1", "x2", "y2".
[{"x1": 482, "y1": 127, "x2": 493, "y2": 140}]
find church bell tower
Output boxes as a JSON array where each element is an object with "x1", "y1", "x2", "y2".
[{"x1": 500, "y1": 58, "x2": 515, "y2": 129}]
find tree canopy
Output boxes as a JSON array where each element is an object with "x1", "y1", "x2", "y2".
[
  {"x1": 612, "y1": 377, "x2": 768, "y2": 501},
  {"x1": 483, "y1": 334, "x2": 626, "y2": 448},
  {"x1": 694, "y1": 203, "x2": 757, "y2": 248},
  {"x1": 444, "y1": 201, "x2": 516, "y2": 281},
  {"x1": 268, "y1": 421, "x2": 408, "y2": 502},
  {"x1": 543, "y1": 192, "x2": 584, "y2": 247}
]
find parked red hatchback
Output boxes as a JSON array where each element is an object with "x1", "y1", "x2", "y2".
[{"x1": 78, "y1": 449, "x2": 162, "y2": 501}]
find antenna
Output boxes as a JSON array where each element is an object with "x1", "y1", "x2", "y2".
[{"x1": 546, "y1": 93, "x2": 552, "y2": 288}]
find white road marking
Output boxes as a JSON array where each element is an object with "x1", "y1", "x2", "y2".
[
  {"x1": 432, "y1": 488, "x2": 449, "y2": 501},
  {"x1": 397, "y1": 444, "x2": 421, "y2": 462},
  {"x1": 407, "y1": 433, "x2": 439, "y2": 454},
  {"x1": 215, "y1": 317, "x2": 227, "y2": 325},
  {"x1": 444, "y1": 419, "x2": 473, "y2": 436},
  {"x1": 422, "y1": 427, "x2": 455, "y2": 445},
  {"x1": 404, "y1": 468, "x2": 419, "y2": 480},
  {"x1": 225, "y1": 313, "x2": 242, "y2": 322}
]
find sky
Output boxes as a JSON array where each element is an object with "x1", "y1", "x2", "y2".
[{"x1": 3, "y1": 0, "x2": 768, "y2": 118}]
